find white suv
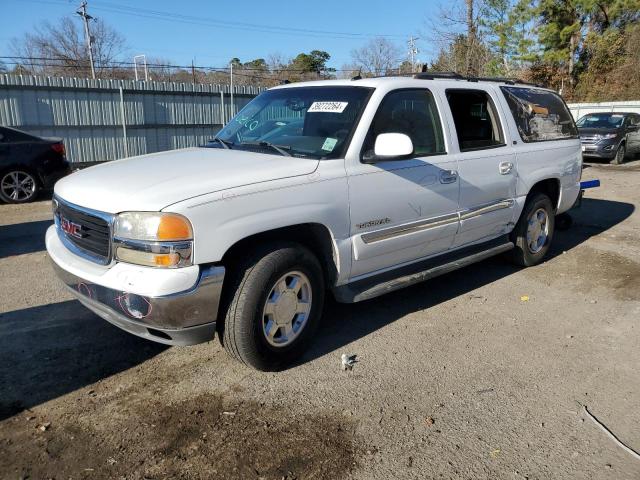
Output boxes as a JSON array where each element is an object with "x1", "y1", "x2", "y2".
[{"x1": 46, "y1": 74, "x2": 582, "y2": 370}]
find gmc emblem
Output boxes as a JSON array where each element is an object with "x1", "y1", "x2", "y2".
[{"x1": 60, "y1": 217, "x2": 83, "y2": 239}]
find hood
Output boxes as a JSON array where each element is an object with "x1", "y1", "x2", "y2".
[
  {"x1": 54, "y1": 147, "x2": 319, "y2": 213},
  {"x1": 578, "y1": 127, "x2": 623, "y2": 136}
]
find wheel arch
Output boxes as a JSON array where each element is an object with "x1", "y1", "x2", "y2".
[
  {"x1": 526, "y1": 177, "x2": 561, "y2": 212},
  {"x1": 220, "y1": 222, "x2": 340, "y2": 288}
]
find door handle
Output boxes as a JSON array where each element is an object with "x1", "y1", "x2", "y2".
[
  {"x1": 499, "y1": 162, "x2": 514, "y2": 175},
  {"x1": 439, "y1": 170, "x2": 458, "y2": 184}
]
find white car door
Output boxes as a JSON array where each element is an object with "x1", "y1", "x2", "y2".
[
  {"x1": 441, "y1": 86, "x2": 517, "y2": 248},
  {"x1": 346, "y1": 88, "x2": 460, "y2": 279}
]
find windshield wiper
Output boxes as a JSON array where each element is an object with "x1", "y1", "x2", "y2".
[
  {"x1": 210, "y1": 137, "x2": 233, "y2": 149},
  {"x1": 240, "y1": 141, "x2": 292, "y2": 157}
]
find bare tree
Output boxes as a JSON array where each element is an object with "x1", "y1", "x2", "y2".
[
  {"x1": 10, "y1": 16, "x2": 126, "y2": 78},
  {"x1": 350, "y1": 37, "x2": 402, "y2": 76},
  {"x1": 424, "y1": 0, "x2": 489, "y2": 76}
]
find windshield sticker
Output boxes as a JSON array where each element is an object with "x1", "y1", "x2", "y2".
[
  {"x1": 322, "y1": 137, "x2": 338, "y2": 152},
  {"x1": 308, "y1": 101, "x2": 349, "y2": 113}
]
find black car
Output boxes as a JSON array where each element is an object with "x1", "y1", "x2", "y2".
[
  {"x1": 576, "y1": 112, "x2": 640, "y2": 164},
  {"x1": 0, "y1": 126, "x2": 71, "y2": 203}
]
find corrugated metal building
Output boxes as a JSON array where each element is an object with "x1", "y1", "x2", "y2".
[{"x1": 0, "y1": 74, "x2": 264, "y2": 163}]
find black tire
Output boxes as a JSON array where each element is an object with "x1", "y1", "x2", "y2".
[
  {"x1": 220, "y1": 242, "x2": 325, "y2": 371},
  {"x1": 509, "y1": 192, "x2": 555, "y2": 267},
  {"x1": 0, "y1": 169, "x2": 40, "y2": 204},
  {"x1": 611, "y1": 143, "x2": 625, "y2": 165}
]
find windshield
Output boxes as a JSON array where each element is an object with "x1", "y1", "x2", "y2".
[
  {"x1": 576, "y1": 113, "x2": 625, "y2": 128},
  {"x1": 209, "y1": 86, "x2": 373, "y2": 159}
]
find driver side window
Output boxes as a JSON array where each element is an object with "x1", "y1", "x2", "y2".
[{"x1": 362, "y1": 89, "x2": 445, "y2": 159}]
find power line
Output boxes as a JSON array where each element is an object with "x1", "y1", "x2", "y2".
[{"x1": 0, "y1": 56, "x2": 353, "y2": 73}]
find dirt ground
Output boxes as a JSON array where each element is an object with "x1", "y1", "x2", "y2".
[{"x1": 1, "y1": 159, "x2": 640, "y2": 480}]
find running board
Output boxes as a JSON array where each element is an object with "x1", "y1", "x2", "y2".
[{"x1": 333, "y1": 237, "x2": 514, "y2": 303}]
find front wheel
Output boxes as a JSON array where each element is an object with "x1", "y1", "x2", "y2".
[
  {"x1": 611, "y1": 144, "x2": 625, "y2": 165},
  {"x1": 509, "y1": 192, "x2": 555, "y2": 267},
  {"x1": 220, "y1": 243, "x2": 325, "y2": 371}
]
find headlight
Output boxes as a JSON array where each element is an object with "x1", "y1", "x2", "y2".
[
  {"x1": 113, "y1": 212, "x2": 193, "y2": 268},
  {"x1": 597, "y1": 133, "x2": 617, "y2": 140}
]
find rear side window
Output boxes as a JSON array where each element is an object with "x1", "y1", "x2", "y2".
[
  {"x1": 362, "y1": 89, "x2": 445, "y2": 158},
  {"x1": 501, "y1": 87, "x2": 578, "y2": 142},
  {"x1": 446, "y1": 89, "x2": 505, "y2": 151}
]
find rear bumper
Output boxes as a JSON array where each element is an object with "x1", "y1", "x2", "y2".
[
  {"x1": 41, "y1": 160, "x2": 72, "y2": 189},
  {"x1": 47, "y1": 225, "x2": 225, "y2": 346}
]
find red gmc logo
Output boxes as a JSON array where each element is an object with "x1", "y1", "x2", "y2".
[{"x1": 60, "y1": 217, "x2": 83, "y2": 239}]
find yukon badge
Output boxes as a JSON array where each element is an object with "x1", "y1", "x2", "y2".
[{"x1": 357, "y1": 218, "x2": 391, "y2": 229}]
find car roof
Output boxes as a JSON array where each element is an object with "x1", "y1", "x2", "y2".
[{"x1": 270, "y1": 76, "x2": 554, "y2": 93}]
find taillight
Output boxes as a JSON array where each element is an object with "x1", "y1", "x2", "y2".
[{"x1": 51, "y1": 142, "x2": 65, "y2": 156}]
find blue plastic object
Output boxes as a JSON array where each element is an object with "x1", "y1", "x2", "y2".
[{"x1": 580, "y1": 179, "x2": 600, "y2": 189}]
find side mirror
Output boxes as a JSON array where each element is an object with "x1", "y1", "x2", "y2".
[{"x1": 363, "y1": 133, "x2": 414, "y2": 163}]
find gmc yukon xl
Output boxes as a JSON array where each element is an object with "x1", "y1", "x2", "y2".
[{"x1": 46, "y1": 74, "x2": 582, "y2": 370}]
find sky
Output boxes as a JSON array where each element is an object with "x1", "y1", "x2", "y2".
[{"x1": 0, "y1": 0, "x2": 443, "y2": 71}]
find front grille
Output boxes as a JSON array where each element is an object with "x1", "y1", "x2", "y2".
[
  {"x1": 55, "y1": 199, "x2": 111, "y2": 263},
  {"x1": 580, "y1": 135, "x2": 598, "y2": 143}
]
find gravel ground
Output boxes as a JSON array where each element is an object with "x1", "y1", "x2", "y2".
[{"x1": 1, "y1": 160, "x2": 640, "y2": 479}]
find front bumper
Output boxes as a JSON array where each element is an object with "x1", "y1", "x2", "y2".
[
  {"x1": 581, "y1": 142, "x2": 618, "y2": 159},
  {"x1": 47, "y1": 226, "x2": 225, "y2": 346}
]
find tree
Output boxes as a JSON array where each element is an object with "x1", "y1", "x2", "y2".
[
  {"x1": 424, "y1": 0, "x2": 489, "y2": 76},
  {"x1": 10, "y1": 16, "x2": 126, "y2": 78},
  {"x1": 479, "y1": 0, "x2": 537, "y2": 76},
  {"x1": 350, "y1": 37, "x2": 402, "y2": 76},
  {"x1": 428, "y1": 34, "x2": 492, "y2": 74},
  {"x1": 289, "y1": 50, "x2": 332, "y2": 74}
]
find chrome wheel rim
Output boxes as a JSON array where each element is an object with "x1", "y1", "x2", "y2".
[
  {"x1": 262, "y1": 271, "x2": 312, "y2": 348},
  {"x1": 526, "y1": 208, "x2": 549, "y2": 254},
  {"x1": 1, "y1": 171, "x2": 36, "y2": 201}
]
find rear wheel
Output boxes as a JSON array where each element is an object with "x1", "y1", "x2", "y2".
[
  {"x1": 0, "y1": 170, "x2": 39, "y2": 203},
  {"x1": 509, "y1": 192, "x2": 555, "y2": 267},
  {"x1": 611, "y1": 144, "x2": 625, "y2": 165},
  {"x1": 220, "y1": 242, "x2": 325, "y2": 371}
]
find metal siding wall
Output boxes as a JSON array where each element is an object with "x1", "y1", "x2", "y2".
[
  {"x1": 567, "y1": 100, "x2": 640, "y2": 120},
  {"x1": 0, "y1": 74, "x2": 263, "y2": 163}
]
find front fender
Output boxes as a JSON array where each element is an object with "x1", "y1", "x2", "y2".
[{"x1": 165, "y1": 161, "x2": 352, "y2": 283}]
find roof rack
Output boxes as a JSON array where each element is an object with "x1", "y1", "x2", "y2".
[
  {"x1": 466, "y1": 76, "x2": 542, "y2": 87},
  {"x1": 412, "y1": 70, "x2": 544, "y2": 87},
  {"x1": 413, "y1": 71, "x2": 463, "y2": 80}
]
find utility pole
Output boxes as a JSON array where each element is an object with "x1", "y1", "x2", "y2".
[
  {"x1": 76, "y1": 1, "x2": 96, "y2": 79},
  {"x1": 229, "y1": 62, "x2": 234, "y2": 120},
  {"x1": 408, "y1": 36, "x2": 419, "y2": 73}
]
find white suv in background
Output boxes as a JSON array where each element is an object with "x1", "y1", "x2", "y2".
[{"x1": 47, "y1": 73, "x2": 582, "y2": 370}]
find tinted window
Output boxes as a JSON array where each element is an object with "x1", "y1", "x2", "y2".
[
  {"x1": 362, "y1": 89, "x2": 445, "y2": 158},
  {"x1": 0, "y1": 127, "x2": 38, "y2": 143},
  {"x1": 446, "y1": 89, "x2": 504, "y2": 151},
  {"x1": 501, "y1": 87, "x2": 578, "y2": 142}
]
